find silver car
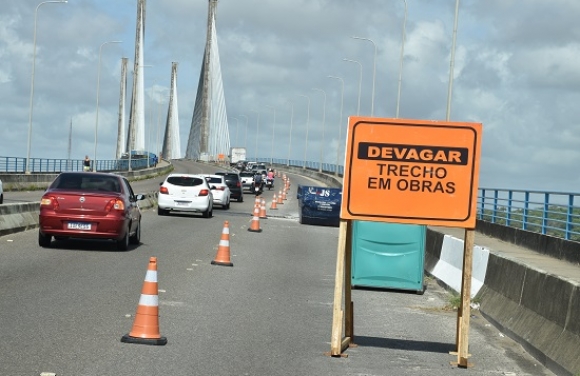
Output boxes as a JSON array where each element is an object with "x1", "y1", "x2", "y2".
[{"x1": 157, "y1": 174, "x2": 214, "y2": 218}]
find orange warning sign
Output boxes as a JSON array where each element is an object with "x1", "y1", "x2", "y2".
[{"x1": 340, "y1": 117, "x2": 482, "y2": 228}]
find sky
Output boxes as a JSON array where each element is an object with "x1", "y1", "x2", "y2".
[{"x1": 2, "y1": 0, "x2": 580, "y2": 192}]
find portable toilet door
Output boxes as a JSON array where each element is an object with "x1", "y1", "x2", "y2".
[{"x1": 351, "y1": 220, "x2": 426, "y2": 293}]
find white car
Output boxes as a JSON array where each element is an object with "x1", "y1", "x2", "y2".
[
  {"x1": 200, "y1": 174, "x2": 231, "y2": 209},
  {"x1": 157, "y1": 174, "x2": 214, "y2": 218},
  {"x1": 0, "y1": 178, "x2": 3, "y2": 204},
  {"x1": 239, "y1": 171, "x2": 254, "y2": 192}
]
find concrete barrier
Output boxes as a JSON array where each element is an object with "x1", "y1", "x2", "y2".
[
  {"x1": 425, "y1": 228, "x2": 580, "y2": 376},
  {"x1": 0, "y1": 202, "x2": 40, "y2": 237},
  {"x1": 429, "y1": 235, "x2": 490, "y2": 298}
]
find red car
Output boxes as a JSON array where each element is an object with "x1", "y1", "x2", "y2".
[{"x1": 38, "y1": 172, "x2": 145, "y2": 250}]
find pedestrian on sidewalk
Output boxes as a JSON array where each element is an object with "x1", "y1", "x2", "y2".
[{"x1": 83, "y1": 155, "x2": 91, "y2": 172}]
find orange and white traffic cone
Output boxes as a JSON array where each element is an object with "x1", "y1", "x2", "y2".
[
  {"x1": 270, "y1": 194, "x2": 278, "y2": 210},
  {"x1": 259, "y1": 199, "x2": 267, "y2": 219},
  {"x1": 212, "y1": 221, "x2": 233, "y2": 267},
  {"x1": 277, "y1": 190, "x2": 284, "y2": 204},
  {"x1": 282, "y1": 188, "x2": 287, "y2": 200},
  {"x1": 121, "y1": 257, "x2": 167, "y2": 346},
  {"x1": 248, "y1": 207, "x2": 262, "y2": 232}
]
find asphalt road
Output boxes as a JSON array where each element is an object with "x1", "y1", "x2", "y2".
[{"x1": 0, "y1": 161, "x2": 555, "y2": 376}]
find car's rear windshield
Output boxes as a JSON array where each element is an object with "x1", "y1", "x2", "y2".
[
  {"x1": 217, "y1": 173, "x2": 238, "y2": 180},
  {"x1": 167, "y1": 176, "x2": 204, "y2": 187},
  {"x1": 206, "y1": 177, "x2": 223, "y2": 184},
  {"x1": 52, "y1": 174, "x2": 121, "y2": 192}
]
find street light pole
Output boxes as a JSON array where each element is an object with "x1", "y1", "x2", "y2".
[
  {"x1": 298, "y1": 94, "x2": 310, "y2": 169},
  {"x1": 94, "y1": 40, "x2": 122, "y2": 172},
  {"x1": 265, "y1": 106, "x2": 276, "y2": 166},
  {"x1": 239, "y1": 114, "x2": 249, "y2": 149},
  {"x1": 343, "y1": 58, "x2": 362, "y2": 115},
  {"x1": 312, "y1": 88, "x2": 326, "y2": 173},
  {"x1": 352, "y1": 36, "x2": 376, "y2": 116},
  {"x1": 328, "y1": 76, "x2": 344, "y2": 176},
  {"x1": 26, "y1": 0, "x2": 68, "y2": 174},
  {"x1": 287, "y1": 101, "x2": 294, "y2": 166},
  {"x1": 447, "y1": 0, "x2": 460, "y2": 121},
  {"x1": 396, "y1": 0, "x2": 408, "y2": 118},
  {"x1": 250, "y1": 109, "x2": 260, "y2": 162},
  {"x1": 231, "y1": 117, "x2": 239, "y2": 146}
]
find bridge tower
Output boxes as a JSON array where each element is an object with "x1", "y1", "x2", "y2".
[
  {"x1": 126, "y1": 0, "x2": 147, "y2": 154},
  {"x1": 161, "y1": 62, "x2": 182, "y2": 159},
  {"x1": 185, "y1": 0, "x2": 218, "y2": 160},
  {"x1": 116, "y1": 57, "x2": 128, "y2": 159}
]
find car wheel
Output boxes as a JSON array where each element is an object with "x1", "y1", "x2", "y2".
[
  {"x1": 238, "y1": 195, "x2": 243, "y2": 203},
  {"x1": 129, "y1": 220, "x2": 141, "y2": 245},
  {"x1": 38, "y1": 231, "x2": 52, "y2": 247},
  {"x1": 116, "y1": 230, "x2": 130, "y2": 251},
  {"x1": 0, "y1": 193, "x2": 3, "y2": 204},
  {"x1": 203, "y1": 206, "x2": 211, "y2": 218},
  {"x1": 157, "y1": 207, "x2": 167, "y2": 216},
  {"x1": 225, "y1": 200, "x2": 230, "y2": 210}
]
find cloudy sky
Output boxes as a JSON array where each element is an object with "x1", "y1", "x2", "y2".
[{"x1": 1, "y1": 0, "x2": 580, "y2": 192}]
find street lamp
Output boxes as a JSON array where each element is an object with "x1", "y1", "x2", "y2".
[
  {"x1": 239, "y1": 114, "x2": 249, "y2": 148},
  {"x1": 231, "y1": 117, "x2": 239, "y2": 146},
  {"x1": 287, "y1": 100, "x2": 294, "y2": 166},
  {"x1": 328, "y1": 76, "x2": 344, "y2": 176},
  {"x1": 298, "y1": 94, "x2": 310, "y2": 169},
  {"x1": 265, "y1": 106, "x2": 276, "y2": 165},
  {"x1": 312, "y1": 88, "x2": 326, "y2": 173},
  {"x1": 250, "y1": 109, "x2": 260, "y2": 162},
  {"x1": 26, "y1": 0, "x2": 68, "y2": 174},
  {"x1": 352, "y1": 36, "x2": 377, "y2": 116},
  {"x1": 343, "y1": 58, "x2": 362, "y2": 115},
  {"x1": 447, "y1": 0, "x2": 460, "y2": 121},
  {"x1": 396, "y1": 0, "x2": 408, "y2": 118},
  {"x1": 94, "y1": 40, "x2": 122, "y2": 172}
]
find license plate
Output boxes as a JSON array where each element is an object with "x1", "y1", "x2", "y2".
[
  {"x1": 176, "y1": 201, "x2": 190, "y2": 206},
  {"x1": 67, "y1": 222, "x2": 91, "y2": 230}
]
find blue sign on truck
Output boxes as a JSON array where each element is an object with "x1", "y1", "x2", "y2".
[{"x1": 297, "y1": 185, "x2": 342, "y2": 227}]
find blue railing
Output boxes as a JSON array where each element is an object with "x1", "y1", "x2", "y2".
[
  {"x1": 251, "y1": 158, "x2": 580, "y2": 242},
  {"x1": 4, "y1": 155, "x2": 579, "y2": 242},
  {"x1": 477, "y1": 188, "x2": 580, "y2": 241},
  {"x1": 0, "y1": 156, "x2": 154, "y2": 174}
]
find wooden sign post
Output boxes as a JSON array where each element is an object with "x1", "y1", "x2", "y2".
[{"x1": 330, "y1": 117, "x2": 482, "y2": 368}]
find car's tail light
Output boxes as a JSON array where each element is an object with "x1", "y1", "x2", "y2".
[
  {"x1": 40, "y1": 196, "x2": 59, "y2": 210},
  {"x1": 236, "y1": 181, "x2": 241, "y2": 187},
  {"x1": 105, "y1": 198, "x2": 125, "y2": 212},
  {"x1": 199, "y1": 189, "x2": 209, "y2": 196},
  {"x1": 159, "y1": 186, "x2": 169, "y2": 195}
]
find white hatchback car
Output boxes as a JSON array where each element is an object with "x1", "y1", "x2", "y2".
[
  {"x1": 157, "y1": 174, "x2": 214, "y2": 218},
  {"x1": 200, "y1": 174, "x2": 231, "y2": 209}
]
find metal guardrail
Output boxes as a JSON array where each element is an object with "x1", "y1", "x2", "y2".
[
  {"x1": 257, "y1": 159, "x2": 580, "y2": 243},
  {"x1": 477, "y1": 188, "x2": 580, "y2": 241},
  {"x1": 0, "y1": 156, "x2": 154, "y2": 173},
  {"x1": 5, "y1": 155, "x2": 579, "y2": 242}
]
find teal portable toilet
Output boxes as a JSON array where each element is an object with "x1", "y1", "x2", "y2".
[{"x1": 351, "y1": 221, "x2": 426, "y2": 293}]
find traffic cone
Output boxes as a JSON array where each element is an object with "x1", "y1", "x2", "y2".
[
  {"x1": 259, "y1": 199, "x2": 267, "y2": 219},
  {"x1": 277, "y1": 190, "x2": 284, "y2": 204},
  {"x1": 121, "y1": 257, "x2": 167, "y2": 346},
  {"x1": 270, "y1": 195, "x2": 278, "y2": 210},
  {"x1": 248, "y1": 207, "x2": 262, "y2": 232},
  {"x1": 282, "y1": 188, "x2": 287, "y2": 200},
  {"x1": 254, "y1": 196, "x2": 261, "y2": 208},
  {"x1": 212, "y1": 221, "x2": 233, "y2": 267}
]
